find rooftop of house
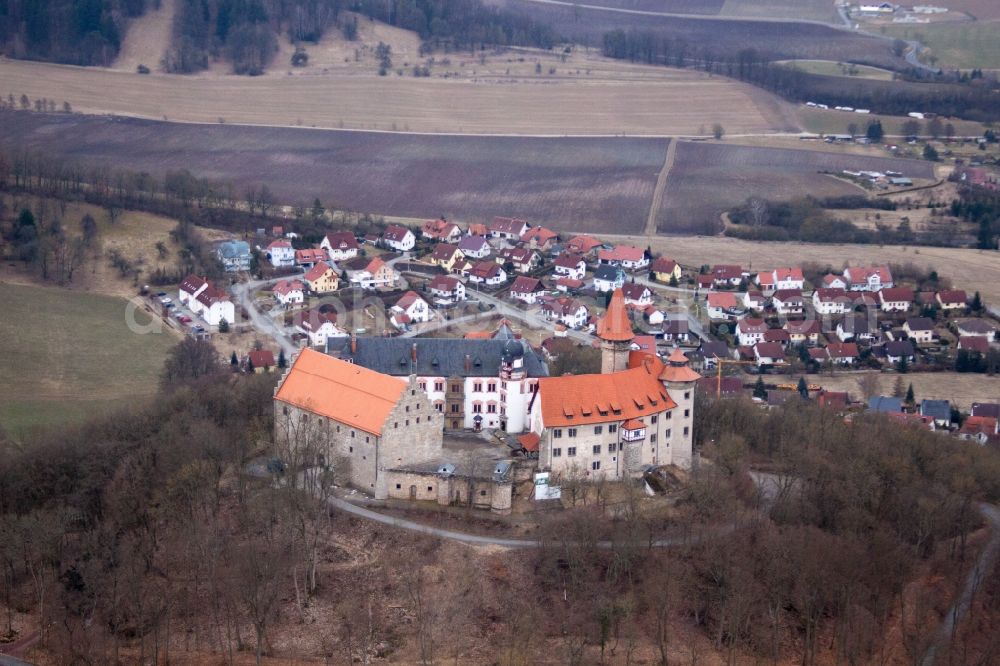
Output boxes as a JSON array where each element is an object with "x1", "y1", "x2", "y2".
[
  {"x1": 869, "y1": 395, "x2": 903, "y2": 413},
  {"x1": 920, "y1": 399, "x2": 951, "y2": 420},
  {"x1": 650, "y1": 257, "x2": 678, "y2": 273},
  {"x1": 382, "y1": 224, "x2": 412, "y2": 241},
  {"x1": 593, "y1": 265, "x2": 623, "y2": 281},
  {"x1": 304, "y1": 261, "x2": 337, "y2": 282},
  {"x1": 598, "y1": 245, "x2": 645, "y2": 263},
  {"x1": 489, "y1": 216, "x2": 528, "y2": 234},
  {"x1": 326, "y1": 337, "x2": 548, "y2": 378},
  {"x1": 248, "y1": 349, "x2": 276, "y2": 368},
  {"x1": 536, "y1": 357, "x2": 676, "y2": 427},
  {"x1": 510, "y1": 276, "x2": 544, "y2": 293},
  {"x1": 275, "y1": 349, "x2": 407, "y2": 436}
]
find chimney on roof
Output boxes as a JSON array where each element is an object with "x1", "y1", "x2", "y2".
[
  {"x1": 411, "y1": 342, "x2": 418, "y2": 363},
  {"x1": 351, "y1": 333, "x2": 357, "y2": 354},
  {"x1": 464, "y1": 354, "x2": 472, "y2": 372}
]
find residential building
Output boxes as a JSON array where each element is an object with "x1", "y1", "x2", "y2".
[
  {"x1": 869, "y1": 395, "x2": 903, "y2": 413},
  {"x1": 712, "y1": 264, "x2": 744, "y2": 287},
  {"x1": 382, "y1": 225, "x2": 416, "y2": 252},
  {"x1": 763, "y1": 328, "x2": 790, "y2": 347},
  {"x1": 753, "y1": 341, "x2": 786, "y2": 366},
  {"x1": 344, "y1": 257, "x2": 400, "y2": 290},
  {"x1": 972, "y1": 403, "x2": 1000, "y2": 419},
  {"x1": 273, "y1": 279, "x2": 305, "y2": 306},
  {"x1": 421, "y1": 218, "x2": 462, "y2": 243},
  {"x1": 466, "y1": 222, "x2": 488, "y2": 237},
  {"x1": 699, "y1": 341, "x2": 732, "y2": 370},
  {"x1": 821, "y1": 274, "x2": 848, "y2": 289},
  {"x1": 756, "y1": 271, "x2": 775, "y2": 293},
  {"x1": 274, "y1": 349, "x2": 444, "y2": 499},
  {"x1": 179, "y1": 275, "x2": 236, "y2": 326},
  {"x1": 878, "y1": 287, "x2": 914, "y2": 312},
  {"x1": 521, "y1": 226, "x2": 559, "y2": 251},
  {"x1": 920, "y1": 399, "x2": 951, "y2": 429},
  {"x1": 392, "y1": 291, "x2": 432, "y2": 324},
  {"x1": 320, "y1": 232, "x2": 360, "y2": 262},
  {"x1": 498, "y1": 247, "x2": 540, "y2": 274},
  {"x1": 541, "y1": 297, "x2": 589, "y2": 330},
  {"x1": 428, "y1": 275, "x2": 466, "y2": 304},
  {"x1": 429, "y1": 243, "x2": 466, "y2": 272},
  {"x1": 661, "y1": 319, "x2": 690, "y2": 344},
  {"x1": 510, "y1": 276, "x2": 546, "y2": 305},
  {"x1": 743, "y1": 290, "x2": 768, "y2": 311},
  {"x1": 565, "y1": 235, "x2": 602, "y2": 257},
  {"x1": 598, "y1": 245, "x2": 649, "y2": 271},
  {"x1": 327, "y1": 335, "x2": 548, "y2": 433},
  {"x1": 956, "y1": 319, "x2": 997, "y2": 342},
  {"x1": 837, "y1": 313, "x2": 878, "y2": 342},
  {"x1": 936, "y1": 289, "x2": 967, "y2": 310},
  {"x1": 904, "y1": 317, "x2": 935, "y2": 344},
  {"x1": 813, "y1": 288, "x2": 851, "y2": 315},
  {"x1": 294, "y1": 308, "x2": 346, "y2": 347},
  {"x1": 884, "y1": 340, "x2": 916, "y2": 364},
  {"x1": 247, "y1": 349, "x2": 275, "y2": 373},
  {"x1": 844, "y1": 265, "x2": 893, "y2": 291},
  {"x1": 303, "y1": 261, "x2": 340, "y2": 294},
  {"x1": 736, "y1": 318, "x2": 768, "y2": 346},
  {"x1": 265, "y1": 240, "x2": 295, "y2": 268},
  {"x1": 958, "y1": 416, "x2": 998, "y2": 444},
  {"x1": 216, "y1": 240, "x2": 251, "y2": 272},
  {"x1": 592, "y1": 264, "x2": 625, "y2": 293},
  {"x1": 621, "y1": 283, "x2": 653, "y2": 307},
  {"x1": 649, "y1": 257, "x2": 681, "y2": 283},
  {"x1": 553, "y1": 254, "x2": 586, "y2": 281},
  {"x1": 825, "y1": 342, "x2": 859, "y2": 365},
  {"x1": 785, "y1": 319, "x2": 821, "y2": 346},
  {"x1": 772, "y1": 267, "x2": 805, "y2": 290},
  {"x1": 772, "y1": 289, "x2": 804, "y2": 315},
  {"x1": 488, "y1": 217, "x2": 529, "y2": 240},
  {"x1": 707, "y1": 292, "x2": 741, "y2": 320},
  {"x1": 468, "y1": 261, "x2": 507, "y2": 286},
  {"x1": 295, "y1": 248, "x2": 329, "y2": 268},
  {"x1": 958, "y1": 336, "x2": 990, "y2": 354},
  {"x1": 457, "y1": 235, "x2": 491, "y2": 260}
]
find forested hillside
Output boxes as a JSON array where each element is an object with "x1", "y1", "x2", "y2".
[
  {"x1": 0, "y1": 0, "x2": 150, "y2": 65},
  {"x1": 166, "y1": 0, "x2": 555, "y2": 75}
]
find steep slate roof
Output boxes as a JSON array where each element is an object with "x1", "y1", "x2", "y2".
[
  {"x1": 905, "y1": 317, "x2": 934, "y2": 332},
  {"x1": 382, "y1": 224, "x2": 412, "y2": 241},
  {"x1": 869, "y1": 395, "x2": 903, "y2": 413},
  {"x1": 957, "y1": 319, "x2": 997, "y2": 335},
  {"x1": 593, "y1": 264, "x2": 623, "y2": 281},
  {"x1": 537, "y1": 359, "x2": 676, "y2": 427},
  {"x1": 275, "y1": 349, "x2": 406, "y2": 436},
  {"x1": 920, "y1": 399, "x2": 951, "y2": 421},
  {"x1": 323, "y1": 231, "x2": 358, "y2": 250},
  {"x1": 596, "y1": 289, "x2": 633, "y2": 342},
  {"x1": 326, "y1": 337, "x2": 548, "y2": 378}
]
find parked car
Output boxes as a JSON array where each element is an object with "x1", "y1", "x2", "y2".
[{"x1": 156, "y1": 291, "x2": 167, "y2": 297}]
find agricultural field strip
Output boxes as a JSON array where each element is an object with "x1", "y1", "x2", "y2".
[
  {"x1": 497, "y1": 0, "x2": 843, "y2": 26},
  {"x1": 0, "y1": 57, "x2": 782, "y2": 136}
]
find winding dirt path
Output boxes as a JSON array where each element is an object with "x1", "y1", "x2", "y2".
[{"x1": 644, "y1": 138, "x2": 677, "y2": 236}]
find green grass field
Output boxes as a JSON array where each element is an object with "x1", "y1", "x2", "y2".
[
  {"x1": 886, "y1": 22, "x2": 1000, "y2": 70},
  {"x1": 798, "y1": 108, "x2": 988, "y2": 137},
  {"x1": 779, "y1": 59, "x2": 896, "y2": 81},
  {"x1": 0, "y1": 282, "x2": 176, "y2": 434}
]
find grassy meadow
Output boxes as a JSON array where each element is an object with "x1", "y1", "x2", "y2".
[{"x1": 0, "y1": 282, "x2": 176, "y2": 433}]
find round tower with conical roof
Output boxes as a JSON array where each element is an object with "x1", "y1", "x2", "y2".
[
  {"x1": 596, "y1": 288, "x2": 633, "y2": 374},
  {"x1": 659, "y1": 346, "x2": 701, "y2": 469}
]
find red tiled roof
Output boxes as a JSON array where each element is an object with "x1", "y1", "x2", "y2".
[
  {"x1": 621, "y1": 283, "x2": 650, "y2": 301},
  {"x1": 521, "y1": 227, "x2": 558, "y2": 243},
  {"x1": 248, "y1": 350, "x2": 275, "y2": 368},
  {"x1": 489, "y1": 216, "x2": 528, "y2": 234},
  {"x1": 814, "y1": 287, "x2": 848, "y2": 302},
  {"x1": 266, "y1": 240, "x2": 292, "y2": 250},
  {"x1": 395, "y1": 290, "x2": 424, "y2": 309},
  {"x1": 958, "y1": 336, "x2": 990, "y2": 353},
  {"x1": 431, "y1": 243, "x2": 461, "y2": 261},
  {"x1": 598, "y1": 245, "x2": 645, "y2": 263},
  {"x1": 538, "y1": 358, "x2": 676, "y2": 427},
  {"x1": 382, "y1": 224, "x2": 412, "y2": 242},
  {"x1": 650, "y1": 257, "x2": 678, "y2": 274},
  {"x1": 304, "y1": 261, "x2": 337, "y2": 282},
  {"x1": 596, "y1": 289, "x2": 633, "y2": 342},
  {"x1": 738, "y1": 318, "x2": 768, "y2": 334},
  {"x1": 180, "y1": 275, "x2": 208, "y2": 295},
  {"x1": 554, "y1": 253, "x2": 585, "y2": 269},
  {"x1": 324, "y1": 231, "x2": 358, "y2": 250},
  {"x1": 659, "y1": 347, "x2": 700, "y2": 382},
  {"x1": 826, "y1": 342, "x2": 859, "y2": 359},
  {"x1": 429, "y1": 275, "x2": 461, "y2": 291},
  {"x1": 470, "y1": 261, "x2": 502, "y2": 279},
  {"x1": 879, "y1": 287, "x2": 914, "y2": 303},
  {"x1": 296, "y1": 248, "x2": 329, "y2": 264},
  {"x1": 772, "y1": 289, "x2": 803, "y2": 303},
  {"x1": 755, "y1": 342, "x2": 785, "y2": 359},
  {"x1": 773, "y1": 267, "x2": 804, "y2": 281},
  {"x1": 275, "y1": 349, "x2": 406, "y2": 436},
  {"x1": 712, "y1": 264, "x2": 743, "y2": 280},
  {"x1": 517, "y1": 432, "x2": 540, "y2": 452},
  {"x1": 273, "y1": 279, "x2": 304, "y2": 295},
  {"x1": 566, "y1": 235, "x2": 601, "y2": 253},
  {"x1": 707, "y1": 292, "x2": 739, "y2": 309},
  {"x1": 937, "y1": 289, "x2": 967, "y2": 305},
  {"x1": 511, "y1": 276, "x2": 544, "y2": 294}
]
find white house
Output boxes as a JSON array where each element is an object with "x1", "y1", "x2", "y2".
[
  {"x1": 903, "y1": 317, "x2": 935, "y2": 344},
  {"x1": 736, "y1": 318, "x2": 768, "y2": 346},
  {"x1": 510, "y1": 276, "x2": 546, "y2": 305},
  {"x1": 468, "y1": 261, "x2": 507, "y2": 286},
  {"x1": 821, "y1": 274, "x2": 848, "y2": 290},
  {"x1": 812, "y1": 288, "x2": 850, "y2": 315},
  {"x1": 844, "y1": 265, "x2": 893, "y2": 292},
  {"x1": 391, "y1": 290, "x2": 432, "y2": 326},
  {"x1": 457, "y1": 235, "x2": 492, "y2": 260},
  {"x1": 295, "y1": 309, "x2": 347, "y2": 347},
  {"x1": 273, "y1": 279, "x2": 305, "y2": 306},
  {"x1": 488, "y1": 216, "x2": 529, "y2": 241},
  {"x1": 216, "y1": 240, "x2": 251, "y2": 272},
  {"x1": 771, "y1": 267, "x2": 805, "y2": 291},
  {"x1": 878, "y1": 287, "x2": 913, "y2": 313},
  {"x1": 753, "y1": 342, "x2": 786, "y2": 367},
  {"x1": 428, "y1": 275, "x2": 467, "y2": 304},
  {"x1": 553, "y1": 254, "x2": 586, "y2": 281},
  {"x1": 936, "y1": 290, "x2": 967, "y2": 310},
  {"x1": 592, "y1": 265, "x2": 625, "y2": 293},
  {"x1": 499, "y1": 247, "x2": 540, "y2": 274},
  {"x1": 621, "y1": 283, "x2": 653, "y2": 307},
  {"x1": 836, "y1": 314, "x2": 877, "y2": 342},
  {"x1": 382, "y1": 225, "x2": 416, "y2": 252},
  {"x1": 320, "y1": 231, "x2": 360, "y2": 262},
  {"x1": 421, "y1": 218, "x2": 462, "y2": 243},
  {"x1": 541, "y1": 297, "x2": 589, "y2": 329},
  {"x1": 956, "y1": 319, "x2": 997, "y2": 342},
  {"x1": 179, "y1": 275, "x2": 235, "y2": 326},
  {"x1": 265, "y1": 240, "x2": 296, "y2": 268},
  {"x1": 598, "y1": 245, "x2": 649, "y2": 271},
  {"x1": 743, "y1": 290, "x2": 768, "y2": 311},
  {"x1": 772, "y1": 289, "x2": 804, "y2": 315},
  {"x1": 706, "y1": 292, "x2": 741, "y2": 320}
]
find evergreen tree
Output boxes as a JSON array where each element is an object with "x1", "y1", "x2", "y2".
[
  {"x1": 230, "y1": 351, "x2": 238, "y2": 368},
  {"x1": 753, "y1": 376, "x2": 766, "y2": 399},
  {"x1": 247, "y1": 357, "x2": 254, "y2": 373},
  {"x1": 971, "y1": 291, "x2": 983, "y2": 312},
  {"x1": 797, "y1": 377, "x2": 809, "y2": 399},
  {"x1": 219, "y1": 319, "x2": 230, "y2": 333},
  {"x1": 278, "y1": 349, "x2": 287, "y2": 369},
  {"x1": 905, "y1": 383, "x2": 915, "y2": 405},
  {"x1": 898, "y1": 354, "x2": 909, "y2": 374},
  {"x1": 866, "y1": 120, "x2": 884, "y2": 143}
]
